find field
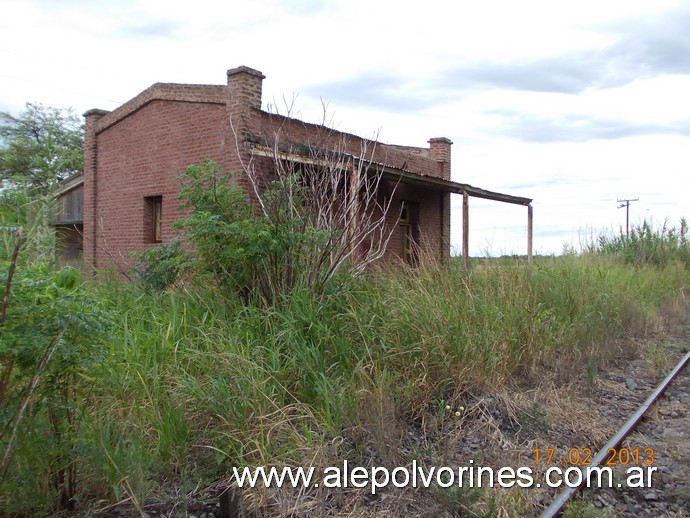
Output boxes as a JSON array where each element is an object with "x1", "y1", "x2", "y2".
[{"x1": 2, "y1": 193, "x2": 689, "y2": 516}]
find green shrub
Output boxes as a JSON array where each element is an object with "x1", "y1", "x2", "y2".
[
  {"x1": 0, "y1": 262, "x2": 111, "y2": 510},
  {"x1": 131, "y1": 241, "x2": 184, "y2": 292},
  {"x1": 135, "y1": 159, "x2": 340, "y2": 303}
]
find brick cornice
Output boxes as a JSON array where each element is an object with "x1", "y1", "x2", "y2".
[{"x1": 91, "y1": 83, "x2": 228, "y2": 134}]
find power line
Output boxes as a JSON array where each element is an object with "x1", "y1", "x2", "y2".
[{"x1": 617, "y1": 198, "x2": 639, "y2": 237}]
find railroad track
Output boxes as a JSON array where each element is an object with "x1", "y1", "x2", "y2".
[{"x1": 541, "y1": 349, "x2": 690, "y2": 516}]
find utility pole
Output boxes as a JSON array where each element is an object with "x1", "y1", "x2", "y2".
[{"x1": 617, "y1": 198, "x2": 639, "y2": 237}]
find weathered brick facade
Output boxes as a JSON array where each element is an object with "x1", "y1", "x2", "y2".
[{"x1": 82, "y1": 66, "x2": 456, "y2": 274}]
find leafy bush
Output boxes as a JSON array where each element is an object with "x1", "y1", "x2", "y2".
[
  {"x1": 174, "y1": 160, "x2": 277, "y2": 298},
  {"x1": 135, "y1": 159, "x2": 339, "y2": 303},
  {"x1": 0, "y1": 261, "x2": 111, "y2": 511},
  {"x1": 132, "y1": 241, "x2": 184, "y2": 293}
]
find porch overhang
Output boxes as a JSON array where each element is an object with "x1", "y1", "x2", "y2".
[
  {"x1": 248, "y1": 144, "x2": 532, "y2": 206},
  {"x1": 377, "y1": 167, "x2": 532, "y2": 206},
  {"x1": 249, "y1": 142, "x2": 534, "y2": 265}
]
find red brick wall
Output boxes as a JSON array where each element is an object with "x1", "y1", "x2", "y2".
[
  {"x1": 380, "y1": 182, "x2": 446, "y2": 264},
  {"x1": 252, "y1": 111, "x2": 448, "y2": 181},
  {"x1": 84, "y1": 69, "x2": 452, "y2": 274},
  {"x1": 87, "y1": 99, "x2": 231, "y2": 273}
]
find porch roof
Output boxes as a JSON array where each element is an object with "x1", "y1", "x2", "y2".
[
  {"x1": 249, "y1": 144, "x2": 532, "y2": 207},
  {"x1": 379, "y1": 167, "x2": 532, "y2": 206}
]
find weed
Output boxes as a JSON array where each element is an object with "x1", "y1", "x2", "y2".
[
  {"x1": 663, "y1": 339, "x2": 690, "y2": 353},
  {"x1": 586, "y1": 356, "x2": 598, "y2": 390},
  {"x1": 437, "y1": 485, "x2": 494, "y2": 516},
  {"x1": 592, "y1": 218, "x2": 690, "y2": 269},
  {"x1": 517, "y1": 404, "x2": 550, "y2": 436},
  {"x1": 645, "y1": 343, "x2": 670, "y2": 378},
  {"x1": 563, "y1": 497, "x2": 606, "y2": 517}
]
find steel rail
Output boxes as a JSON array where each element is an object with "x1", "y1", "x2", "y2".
[{"x1": 540, "y1": 349, "x2": 690, "y2": 518}]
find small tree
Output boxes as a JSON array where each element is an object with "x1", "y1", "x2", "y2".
[
  {"x1": 0, "y1": 103, "x2": 83, "y2": 194},
  {"x1": 233, "y1": 105, "x2": 399, "y2": 296},
  {"x1": 173, "y1": 159, "x2": 271, "y2": 295},
  {"x1": 156, "y1": 160, "x2": 336, "y2": 302}
]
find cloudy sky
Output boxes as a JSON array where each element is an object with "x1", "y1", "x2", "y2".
[{"x1": 2, "y1": 0, "x2": 689, "y2": 255}]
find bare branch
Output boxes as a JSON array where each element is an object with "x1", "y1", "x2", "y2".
[{"x1": 231, "y1": 102, "x2": 399, "y2": 297}]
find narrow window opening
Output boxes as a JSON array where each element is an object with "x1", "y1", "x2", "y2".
[
  {"x1": 144, "y1": 196, "x2": 163, "y2": 243},
  {"x1": 399, "y1": 201, "x2": 419, "y2": 266}
]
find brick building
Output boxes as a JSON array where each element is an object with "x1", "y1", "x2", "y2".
[{"x1": 60, "y1": 65, "x2": 531, "y2": 273}]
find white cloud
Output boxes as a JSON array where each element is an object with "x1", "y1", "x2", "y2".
[{"x1": 1, "y1": 0, "x2": 689, "y2": 254}]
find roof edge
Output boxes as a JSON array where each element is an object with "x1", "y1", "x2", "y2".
[
  {"x1": 53, "y1": 173, "x2": 84, "y2": 197},
  {"x1": 89, "y1": 83, "x2": 228, "y2": 134},
  {"x1": 249, "y1": 144, "x2": 532, "y2": 206}
]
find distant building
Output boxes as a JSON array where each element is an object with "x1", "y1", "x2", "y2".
[{"x1": 52, "y1": 173, "x2": 83, "y2": 267}]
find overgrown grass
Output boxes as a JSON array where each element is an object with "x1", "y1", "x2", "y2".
[
  {"x1": 0, "y1": 189, "x2": 56, "y2": 264},
  {"x1": 591, "y1": 218, "x2": 690, "y2": 268},
  {"x1": 2, "y1": 222, "x2": 690, "y2": 513}
]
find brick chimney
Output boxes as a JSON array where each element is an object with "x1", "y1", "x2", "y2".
[
  {"x1": 227, "y1": 66, "x2": 265, "y2": 111},
  {"x1": 82, "y1": 108, "x2": 109, "y2": 267},
  {"x1": 428, "y1": 137, "x2": 452, "y2": 180}
]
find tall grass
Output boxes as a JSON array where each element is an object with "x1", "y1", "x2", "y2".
[
  {"x1": 2, "y1": 221, "x2": 690, "y2": 513},
  {"x1": 591, "y1": 218, "x2": 690, "y2": 268},
  {"x1": 0, "y1": 190, "x2": 56, "y2": 264}
]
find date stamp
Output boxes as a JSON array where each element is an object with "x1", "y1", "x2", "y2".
[{"x1": 533, "y1": 447, "x2": 655, "y2": 466}]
